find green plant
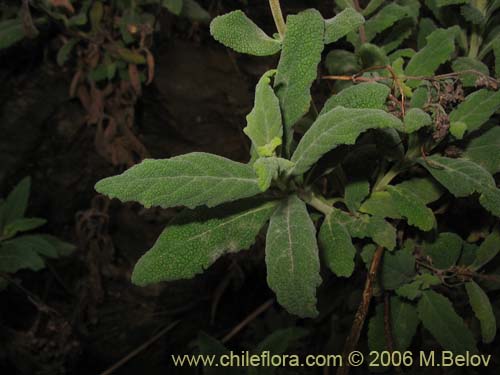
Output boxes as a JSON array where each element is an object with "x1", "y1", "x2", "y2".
[
  {"x1": 0, "y1": 177, "x2": 75, "y2": 289},
  {"x1": 95, "y1": 0, "x2": 500, "y2": 358}
]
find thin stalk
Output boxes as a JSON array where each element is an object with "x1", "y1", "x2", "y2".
[
  {"x1": 269, "y1": 0, "x2": 286, "y2": 39},
  {"x1": 373, "y1": 163, "x2": 403, "y2": 192},
  {"x1": 301, "y1": 191, "x2": 334, "y2": 215}
]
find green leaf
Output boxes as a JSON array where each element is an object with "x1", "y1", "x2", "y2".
[
  {"x1": 38, "y1": 235, "x2": 75, "y2": 257},
  {"x1": 386, "y1": 185, "x2": 436, "y2": 231},
  {"x1": 396, "y1": 177, "x2": 444, "y2": 204},
  {"x1": 274, "y1": 9, "x2": 325, "y2": 150},
  {"x1": 359, "y1": 191, "x2": 402, "y2": 219},
  {"x1": 382, "y1": 247, "x2": 415, "y2": 290},
  {"x1": 2, "y1": 218, "x2": 46, "y2": 240},
  {"x1": 493, "y1": 38, "x2": 500, "y2": 78},
  {"x1": 0, "y1": 177, "x2": 31, "y2": 230},
  {"x1": 464, "y1": 126, "x2": 500, "y2": 174},
  {"x1": 424, "y1": 232, "x2": 463, "y2": 269},
  {"x1": 471, "y1": 229, "x2": 500, "y2": 270},
  {"x1": 2, "y1": 234, "x2": 60, "y2": 258},
  {"x1": 180, "y1": 0, "x2": 210, "y2": 23},
  {"x1": 132, "y1": 199, "x2": 278, "y2": 285},
  {"x1": 0, "y1": 18, "x2": 26, "y2": 49},
  {"x1": 466, "y1": 281, "x2": 496, "y2": 344},
  {"x1": 418, "y1": 290, "x2": 478, "y2": 354},
  {"x1": 210, "y1": 11, "x2": 281, "y2": 56},
  {"x1": 396, "y1": 274, "x2": 442, "y2": 300},
  {"x1": 452, "y1": 57, "x2": 489, "y2": 87},
  {"x1": 253, "y1": 157, "x2": 294, "y2": 191},
  {"x1": 358, "y1": 43, "x2": 389, "y2": 68},
  {"x1": 364, "y1": 3, "x2": 412, "y2": 42},
  {"x1": 324, "y1": 8, "x2": 364, "y2": 44},
  {"x1": 344, "y1": 180, "x2": 370, "y2": 212},
  {"x1": 244, "y1": 70, "x2": 283, "y2": 156},
  {"x1": 403, "y1": 108, "x2": 432, "y2": 133},
  {"x1": 450, "y1": 121, "x2": 467, "y2": 139},
  {"x1": 405, "y1": 27, "x2": 458, "y2": 87},
  {"x1": 290, "y1": 107, "x2": 402, "y2": 175},
  {"x1": 417, "y1": 18, "x2": 437, "y2": 49},
  {"x1": 436, "y1": 0, "x2": 467, "y2": 6},
  {"x1": 410, "y1": 87, "x2": 430, "y2": 109},
  {"x1": 320, "y1": 82, "x2": 391, "y2": 115},
  {"x1": 449, "y1": 89, "x2": 500, "y2": 133},
  {"x1": 95, "y1": 152, "x2": 262, "y2": 209},
  {"x1": 319, "y1": 212, "x2": 357, "y2": 277},
  {"x1": 368, "y1": 297, "x2": 419, "y2": 352},
  {"x1": 324, "y1": 50, "x2": 360, "y2": 75},
  {"x1": 417, "y1": 156, "x2": 500, "y2": 217},
  {"x1": 0, "y1": 242, "x2": 45, "y2": 273},
  {"x1": 56, "y1": 39, "x2": 78, "y2": 67},
  {"x1": 162, "y1": 0, "x2": 183, "y2": 15},
  {"x1": 265, "y1": 195, "x2": 321, "y2": 318},
  {"x1": 324, "y1": 208, "x2": 396, "y2": 250}
]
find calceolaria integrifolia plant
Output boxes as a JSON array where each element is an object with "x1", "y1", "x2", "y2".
[{"x1": 96, "y1": 0, "x2": 500, "y2": 356}]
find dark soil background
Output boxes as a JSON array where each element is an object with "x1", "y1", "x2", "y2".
[{"x1": 1, "y1": 1, "x2": 498, "y2": 375}]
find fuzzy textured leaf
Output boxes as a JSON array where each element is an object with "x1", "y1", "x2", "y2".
[
  {"x1": 95, "y1": 153, "x2": 262, "y2": 209},
  {"x1": 452, "y1": 57, "x2": 489, "y2": 87},
  {"x1": 403, "y1": 108, "x2": 432, "y2": 133},
  {"x1": 471, "y1": 229, "x2": 500, "y2": 270},
  {"x1": 405, "y1": 27, "x2": 458, "y2": 87},
  {"x1": 253, "y1": 157, "x2": 294, "y2": 191},
  {"x1": 244, "y1": 70, "x2": 283, "y2": 156},
  {"x1": 364, "y1": 3, "x2": 412, "y2": 42},
  {"x1": 274, "y1": 10, "x2": 324, "y2": 149},
  {"x1": 464, "y1": 126, "x2": 500, "y2": 174},
  {"x1": 291, "y1": 107, "x2": 402, "y2": 175},
  {"x1": 382, "y1": 247, "x2": 415, "y2": 290},
  {"x1": 424, "y1": 232, "x2": 463, "y2": 269},
  {"x1": 386, "y1": 185, "x2": 435, "y2": 231},
  {"x1": 418, "y1": 156, "x2": 500, "y2": 217},
  {"x1": 319, "y1": 212, "x2": 357, "y2": 277},
  {"x1": 265, "y1": 195, "x2": 321, "y2": 318},
  {"x1": 132, "y1": 200, "x2": 278, "y2": 285},
  {"x1": 418, "y1": 290, "x2": 478, "y2": 354},
  {"x1": 465, "y1": 281, "x2": 496, "y2": 344},
  {"x1": 449, "y1": 89, "x2": 500, "y2": 133},
  {"x1": 320, "y1": 82, "x2": 391, "y2": 115},
  {"x1": 324, "y1": 8, "x2": 364, "y2": 44},
  {"x1": 344, "y1": 180, "x2": 370, "y2": 212},
  {"x1": 210, "y1": 11, "x2": 281, "y2": 56}
]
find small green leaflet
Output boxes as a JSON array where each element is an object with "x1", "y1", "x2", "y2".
[
  {"x1": 274, "y1": 9, "x2": 324, "y2": 151},
  {"x1": 290, "y1": 107, "x2": 402, "y2": 175},
  {"x1": 466, "y1": 281, "x2": 496, "y2": 344},
  {"x1": 405, "y1": 27, "x2": 458, "y2": 87},
  {"x1": 210, "y1": 11, "x2": 281, "y2": 56},
  {"x1": 95, "y1": 152, "x2": 262, "y2": 209},
  {"x1": 417, "y1": 156, "x2": 500, "y2": 217},
  {"x1": 265, "y1": 195, "x2": 321, "y2": 318},
  {"x1": 324, "y1": 8, "x2": 364, "y2": 44},
  {"x1": 386, "y1": 185, "x2": 435, "y2": 231},
  {"x1": 0, "y1": 242, "x2": 45, "y2": 273},
  {"x1": 452, "y1": 57, "x2": 489, "y2": 87},
  {"x1": 320, "y1": 82, "x2": 391, "y2": 115},
  {"x1": 396, "y1": 274, "x2": 442, "y2": 300},
  {"x1": 363, "y1": 3, "x2": 412, "y2": 42},
  {"x1": 253, "y1": 157, "x2": 294, "y2": 191},
  {"x1": 328, "y1": 208, "x2": 396, "y2": 250},
  {"x1": 132, "y1": 199, "x2": 278, "y2": 285},
  {"x1": 324, "y1": 50, "x2": 359, "y2": 75},
  {"x1": 2, "y1": 218, "x2": 47, "y2": 240},
  {"x1": 403, "y1": 108, "x2": 432, "y2": 133},
  {"x1": 0, "y1": 18, "x2": 28, "y2": 49},
  {"x1": 0, "y1": 177, "x2": 31, "y2": 231},
  {"x1": 344, "y1": 180, "x2": 370, "y2": 212},
  {"x1": 381, "y1": 247, "x2": 415, "y2": 290},
  {"x1": 424, "y1": 232, "x2": 463, "y2": 269},
  {"x1": 162, "y1": 0, "x2": 183, "y2": 15},
  {"x1": 471, "y1": 229, "x2": 500, "y2": 270},
  {"x1": 180, "y1": 0, "x2": 211, "y2": 23},
  {"x1": 244, "y1": 70, "x2": 283, "y2": 157},
  {"x1": 464, "y1": 126, "x2": 500, "y2": 174},
  {"x1": 359, "y1": 191, "x2": 402, "y2": 219},
  {"x1": 418, "y1": 290, "x2": 478, "y2": 354},
  {"x1": 368, "y1": 297, "x2": 419, "y2": 352},
  {"x1": 449, "y1": 89, "x2": 500, "y2": 133},
  {"x1": 319, "y1": 212, "x2": 357, "y2": 277}
]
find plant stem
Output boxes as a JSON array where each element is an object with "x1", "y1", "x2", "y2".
[
  {"x1": 269, "y1": 0, "x2": 286, "y2": 39},
  {"x1": 301, "y1": 191, "x2": 334, "y2": 215},
  {"x1": 373, "y1": 163, "x2": 403, "y2": 192},
  {"x1": 468, "y1": 28, "x2": 481, "y2": 58}
]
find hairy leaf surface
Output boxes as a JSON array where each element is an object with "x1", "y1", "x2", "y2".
[
  {"x1": 210, "y1": 11, "x2": 281, "y2": 56},
  {"x1": 418, "y1": 156, "x2": 500, "y2": 217},
  {"x1": 291, "y1": 107, "x2": 402, "y2": 175},
  {"x1": 464, "y1": 126, "x2": 500, "y2": 174},
  {"x1": 265, "y1": 195, "x2": 321, "y2": 318},
  {"x1": 386, "y1": 185, "x2": 435, "y2": 231},
  {"x1": 244, "y1": 70, "x2": 283, "y2": 156},
  {"x1": 466, "y1": 281, "x2": 496, "y2": 344},
  {"x1": 95, "y1": 153, "x2": 262, "y2": 209},
  {"x1": 274, "y1": 10, "x2": 324, "y2": 150},
  {"x1": 449, "y1": 89, "x2": 500, "y2": 133},
  {"x1": 418, "y1": 290, "x2": 477, "y2": 354},
  {"x1": 471, "y1": 229, "x2": 500, "y2": 270},
  {"x1": 324, "y1": 8, "x2": 364, "y2": 44},
  {"x1": 320, "y1": 83, "x2": 390, "y2": 115},
  {"x1": 424, "y1": 232, "x2": 463, "y2": 269},
  {"x1": 132, "y1": 200, "x2": 278, "y2": 285},
  {"x1": 253, "y1": 157, "x2": 294, "y2": 191}
]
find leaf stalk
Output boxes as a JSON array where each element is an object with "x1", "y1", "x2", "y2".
[{"x1": 269, "y1": 0, "x2": 286, "y2": 39}]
